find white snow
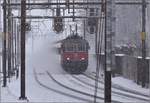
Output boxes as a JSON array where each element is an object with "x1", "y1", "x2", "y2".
[
  {"x1": 112, "y1": 77, "x2": 150, "y2": 96},
  {"x1": 1, "y1": 30, "x2": 149, "y2": 102},
  {"x1": 115, "y1": 54, "x2": 125, "y2": 56}
]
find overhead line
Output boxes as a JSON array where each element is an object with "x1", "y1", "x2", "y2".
[{"x1": 11, "y1": 16, "x2": 104, "y2": 19}]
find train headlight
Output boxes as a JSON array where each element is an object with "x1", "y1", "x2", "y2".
[
  {"x1": 67, "y1": 57, "x2": 70, "y2": 60},
  {"x1": 81, "y1": 57, "x2": 85, "y2": 60}
]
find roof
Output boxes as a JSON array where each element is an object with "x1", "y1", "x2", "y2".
[{"x1": 62, "y1": 35, "x2": 89, "y2": 45}]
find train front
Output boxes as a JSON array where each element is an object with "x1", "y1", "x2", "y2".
[{"x1": 61, "y1": 38, "x2": 89, "y2": 74}]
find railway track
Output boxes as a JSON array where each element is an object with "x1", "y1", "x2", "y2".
[
  {"x1": 71, "y1": 74, "x2": 149, "y2": 102},
  {"x1": 66, "y1": 74, "x2": 145, "y2": 101},
  {"x1": 47, "y1": 71, "x2": 122, "y2": 103},
  {"x1": 63, "y1": 74, "x2": 104, "y2": 94},
  {"x1": 33, "y1": 69, "x2": 92, "y2": 102},
  {"x1": 83, "y1": 72, "x2": 150, "y2": 98}
]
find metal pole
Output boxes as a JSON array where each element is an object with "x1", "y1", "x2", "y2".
[
  {"x1": 11, "y1": 14, "x2": 14, "y2": 75},
  {"x1": 19, "y1": 0, "x2": 27, "y2": 100},
  {"x1": 73, "y1": 0, "x2": 75, "y2": 21},
  {"x1": 104, "y1": 0, "x2": 115, "y2": 102},
  {"x1": 14, "y1": 19, "x2": 17, "y2": 77},
  {"x1": 16, "y1": 23, "x2": 19, "y2": 79},
  {"x1": 2, "y1": 0, "x2": 7, "y2": 87},
  {"x1": 7, "y1": 0, "x2": 12, "y2": 78},
  {"x1": 83, "y1": 20, "x2": 86, "y2": 39},
  {"x1": 141, "y1": 0, "x2": 147, "y2": 88}
]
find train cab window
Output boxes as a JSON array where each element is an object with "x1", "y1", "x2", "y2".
[
  {"x1": 64, "y1": 43, "x2": 74, "y2": 52},
  {"x1": 78, "y1": 45, "x2": 82, "y2": 51},
  {"x1": 86, "y1": 43, "x2": 90, "y2": 50},
  {"x1": 70, "y1": 45, "x2": 74, "y2": 51},
  {"x1": 63, "y1": 42, "x2": 88, "y2": 52},
  {"x1": 73, "y1": 44, "x2": 77, "y2": 51},
  {"x1": 85, "y1": 44, "x2": 88, "y2": 51},
  {"x1": 78, "y1": 44, "x2": 87, "y2": 52}
]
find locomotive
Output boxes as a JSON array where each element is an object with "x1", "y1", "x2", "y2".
[{"x1": 60, "y1": 35, "x2": 90, "y2": 74}]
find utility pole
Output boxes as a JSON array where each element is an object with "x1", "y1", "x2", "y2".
[
  {"x1": 94, "y1": 0, "x2": 105, "y2": 102},
  {"x1": 7, "y1": 0, "x2": 12, "y2": 78},
  {"x1": 14, "y1": 19, "x2": 17, "y2": 78},
  {"x1": 2, "y1": 0, "x2": 7, "y2": 87},
  {"x1": 73, "y1": 0, "x2": 75, "y2": 21},
  {"x1": 141, "y1": 0, "x2": 147, "y2": 88},
  {"x1": 11, "y1": 15, "x2": 14, "y2": 76},
  {"x1": 104, "y1": 0, "x2": 115, "y2": 102},
  {"x1": 16, "y1": 22, "x2": 20, "y2": 79},
  {"x1": 83, "y1": 20, "x2": 86, "y2": 39},
  {"x1": 19, "y1": 0, "x2": 27, "y2": 100}
]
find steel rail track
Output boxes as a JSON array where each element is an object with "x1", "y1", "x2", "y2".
[
  {"x1": 71, "y1": 75, "x2": 149, "y2": 102},
  {"x1": 66, "y1": 75, "x2": 141, "y2": 101},
  {"x1": 83, "y1": 72, "x2": 150, "y2": 98},
  {"x1": 33, "y1": 69, "x2": 92, "y2": 102},
  {"x1": 64, "y1": 75, "x2": 104, "y2": 94},
  {"x1": 46, "y1": 71, "x2": 122, "y2": 103}
]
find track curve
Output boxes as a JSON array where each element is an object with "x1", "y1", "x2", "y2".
[
  {"x1": 71, "y1": 74, "x2": 149, "y2": 102},
  {"x1": 83, "y1": 72, "x2": 150, "y2": 98},
  {"x1": 33, "y1": 69, "x2": 92, "y2": 102},
  {"x1": 47, "y1": 71, "x2": 122, "y2": 103}
]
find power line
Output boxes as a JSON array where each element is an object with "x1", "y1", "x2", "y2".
[{"x1": 94, "y1": 0, "x2": 105, "y2": 102}]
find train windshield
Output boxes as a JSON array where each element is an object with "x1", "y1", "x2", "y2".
[{"x1": 64, "y1": 43, "x2": 87, "y2": 52}]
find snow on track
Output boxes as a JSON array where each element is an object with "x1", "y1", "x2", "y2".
[
  {"x1": 46, "y1": 71, "x2": 107, "y2": 103},
  {"x1": 50, "y1": 72, "x2": 149, "y2": 103},
  {"x1": 84, "y1": 72, "x2": 150, "y2": 98},
  {"x1": 71, "y1": 74, "x2": 149, "y2": 102},
  {"x1": 34, "y1": 69, "x2": 92, "y2": 102}
]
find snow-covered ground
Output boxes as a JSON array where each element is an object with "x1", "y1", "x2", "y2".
[
  {"x1": 0, "y1": 29, "x2": 97, "y2": 102},
  {"x1": 112, "y1": 77, "x2": 150, "y2": 95},
  {"x1": 1, "y1": 22, "x2": 150, "y2": 102}
]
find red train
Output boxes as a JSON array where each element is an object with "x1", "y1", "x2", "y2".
[{"x1": 60, "y1": 35, "x2": 90, "y2": 74}]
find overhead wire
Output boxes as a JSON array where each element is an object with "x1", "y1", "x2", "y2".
[{"x1": 94, "y1": 0, "x2": 105, "y2": 102}]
